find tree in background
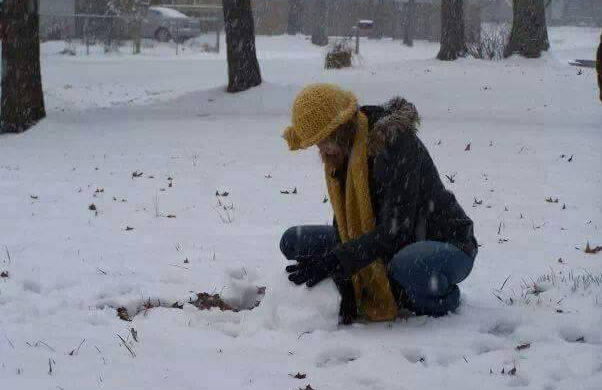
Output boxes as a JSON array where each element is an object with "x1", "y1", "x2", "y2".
[
  {"x1": 311, "y1": 0, "x2": 328, "y2": 46},
  {"x1": 371, "y1": 0, "x2": 386, "y2": 39},
  {"x1": 596, "y1": 34, "x2": 602, "y2": 102},
  {"x1": 287, "y1": 0, "x2": 303, "y2": 35},
  {"x1": 437, "y1": 0, "x2": 466, "y2": 61},
  {"x1": 504, "y1": 0, "x2": 549, "y2": 58},
  {"x1": 403, "y1": 0, "x2": 417, "y2": 47},
  {"x1": 131, "y1": 1, "x2": 150, "y2": 54},
  {"x1": 106, "y1": 0, "x2": 149, "y2": 54},
  {"x1": 1, "y1": 0, "x2": 46, "y2": 133},
  {"x1": 222, "y1": 0, "x2": 262, "y2": 93},
  {"x1": 464, "y1": 2, "x2": 481, "y2": 45}
]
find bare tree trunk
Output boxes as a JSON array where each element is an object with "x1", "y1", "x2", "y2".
[
  {"x1": 1, "y1": 0, "x2": 46, "y2": 133},
  {"x1": 403, "y1": 0, "x2": 416, "y2": 47},
  {"x1": 132, "y1": 1, "x2": 150, "y2": 55},
  {"x1": 222, "y1": 0, "x2": 262, "y2": 93},
  {"x1": 311, "y1": 0, "x2": 328, "y2": 46},
  {"x1": 596, "y1": 34, "x2": 602, "y2": 102},
  {"x1": 437, "y1": 0, "x2": 466, "y2": 61},
  {"x1": 464, "y1": 3, "x2": 481, "y2": 44},
  {"x1": 504, "y1": 0, "x2": 549, "y2": 58},
  {"x1": 371, "y1": 0, "x2": 386, "y2": 39},
  {"x1": 287, "y1": 0, "x2": 303, "y2": 35}
]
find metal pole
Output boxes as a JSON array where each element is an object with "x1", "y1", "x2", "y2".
[
  {"x1": 176, "y1": 22, "x2": 179, "y2": 55},
  {"x1": 354, "y1": 26, "x2": 360, "y2": 55},
  {"x1": 84, "y1": 18, "x2": 90, "y2": 56},
  {"x1": 216, "y1": 26, "x2": 220, "y2": 53}
]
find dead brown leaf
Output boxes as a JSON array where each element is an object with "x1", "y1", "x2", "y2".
[
  {"x1": 584, "y1": 242, "x2": 602, "y2": 254},
  {"x1": 171, "y1": 301, "x2": 184, "y2": 309},
  {"x1": 515, "y1": 343, "x2": 531, "y2": 351},
  {"x1": 117, "y1": 307, "x2": 131, "y2": 322},
  {"x1": 190, "y1": 293, "x2": 237, "y2": 312}
]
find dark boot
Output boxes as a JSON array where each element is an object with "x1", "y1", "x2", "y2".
[{"x1": 409, "y1": 285, "x2": 461, "y2": 317}]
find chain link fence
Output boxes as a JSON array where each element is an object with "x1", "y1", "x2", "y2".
[{"x1": 40, "y1": 13, "x2": 221, "y2": 55}]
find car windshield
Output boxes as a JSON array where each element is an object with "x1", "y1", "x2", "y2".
[{"x1": 150, "y1": 7, "x2": 189, "y2": 19}]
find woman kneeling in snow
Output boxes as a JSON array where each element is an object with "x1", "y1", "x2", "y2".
[{"x1": 280, "y1": 84, "x2": 478, "y2": 324}]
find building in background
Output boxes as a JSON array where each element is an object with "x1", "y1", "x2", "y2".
[
  {"x1": 547, "y1": 0, "x2": 602, "y2": 26},
  {"x1": 39, "y1": 0, "x2": 76, "y2": 39}
]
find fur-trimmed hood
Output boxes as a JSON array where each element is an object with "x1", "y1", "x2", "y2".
[{"x1": 365, "y1": 97, "x2": 421, "y2": 155}]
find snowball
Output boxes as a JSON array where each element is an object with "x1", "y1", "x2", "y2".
[{"x1": 247, "y1": 271, "x2": 340, "y2": 334}]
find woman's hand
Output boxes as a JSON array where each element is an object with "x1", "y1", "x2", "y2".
[{"x1": 285, "y1": 252, "x2": 341, "y2": 287}]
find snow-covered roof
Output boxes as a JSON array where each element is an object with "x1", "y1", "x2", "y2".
[{"x1": 150, "y1": 6, "x2": 190, "y2": 19}]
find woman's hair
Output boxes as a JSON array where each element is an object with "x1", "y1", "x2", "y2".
[
  {"x1": 323, "y1": 112, "x2": 358, "y2": 148},
  {"x1": 317, "y1": 113, "x2": 358, "y2": 167}
]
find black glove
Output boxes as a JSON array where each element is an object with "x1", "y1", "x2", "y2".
[{"x1": 285, "y1": 252, "x2": 341, "y2": 288}]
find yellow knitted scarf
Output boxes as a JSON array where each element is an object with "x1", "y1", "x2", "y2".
[{"x1": 325, "y1": 111, "x2": 398, "y2": 322}]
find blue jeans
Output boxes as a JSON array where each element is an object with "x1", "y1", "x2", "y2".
[{"x1": 280, "y1": 225, "x2": 475, "y2": 317}]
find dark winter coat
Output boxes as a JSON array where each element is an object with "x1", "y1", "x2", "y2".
[{"x1": 331, "y1": 98, "x2": 478, "y2": 277}]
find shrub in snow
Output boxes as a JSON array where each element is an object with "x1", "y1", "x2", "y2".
[
  {"x1": 325, "y1": 38, "x2": 353, "y2": 69},
  {"x1": 467, "y1": 23, "x2": 510, "y2": 61}
]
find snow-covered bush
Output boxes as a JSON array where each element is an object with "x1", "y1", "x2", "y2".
[
  {"x1": 467, "y1": 23, "x2": 510, "y2": 61},
  {"x1": 325, "y1": 38, "x2": 354, "y2": 69}
]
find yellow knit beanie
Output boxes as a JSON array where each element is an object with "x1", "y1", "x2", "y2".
[{"x1": 283, "y1": 84, "x2": 358, "y2": 150}]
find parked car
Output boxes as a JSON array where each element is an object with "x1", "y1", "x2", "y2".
[{"x1": 141, "y1": 6, "x2": 201, "y2": 43}]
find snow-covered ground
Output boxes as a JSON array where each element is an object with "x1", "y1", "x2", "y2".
[{"x1": 1, "y1": 27, "x2": 601, "y2": 390}]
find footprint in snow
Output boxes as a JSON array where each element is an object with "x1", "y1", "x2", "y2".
[
  {"x1": 315, "y1": 347, "x2": 361, "y2": 368},
  {"x1": 506, "y1": 375, "x2": 530, "y2": 388},
  {"x1": 401, "y1": 347, "x2": 427, "y2": 365},
  {"x1": 481, "y1": 318, "x2": 520, "y2": 337},
  {"x1": 558, "y1": 326, "x2": 587, "y2": 344},
  {"x1": 472, "y1": 337, "x2": 506, "y2": 356},
  {"x1": 354, "y1": 376, "x2": 386, "y2": 390},
  {"x1": 435, "y1": 353, "x2": 462, "y2": 367}
]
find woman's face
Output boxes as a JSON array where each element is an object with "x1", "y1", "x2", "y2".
[
  {"x1": 317, "y1": 120, "x2": 355, "y2": 168},
  {"x1": 317, "y1": 138, "x2": 346, "y2": 167}
]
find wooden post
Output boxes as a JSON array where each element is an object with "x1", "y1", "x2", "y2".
[{"x1": 216, "y1": 26, "x2": 220, "y2": 53}]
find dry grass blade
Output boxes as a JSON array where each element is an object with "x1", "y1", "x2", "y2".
[
  {"x1": 2, "y1": 332, "x2": 15, "y2": 349},
  {"x1": 116, "y1": 334, "x2": 136, "y2": 357},
  {"x1": 69, "y1": 339, "x2": 86, "y2": 356},
  {"x1": 500, "y1": 275, "x2": 511, "y2": 291}
]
